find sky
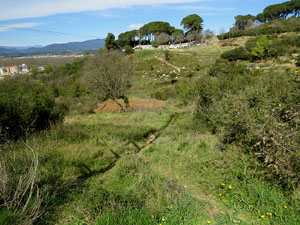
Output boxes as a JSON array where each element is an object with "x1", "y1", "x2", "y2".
[{"x1": 0, "y1": 0, "x2": 285, "y2": 47}]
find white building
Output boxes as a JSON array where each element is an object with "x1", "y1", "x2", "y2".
[
  {"x1": 134, "y1": 45, "x2": 153, "y2": 50},
  {"x1": 21, "y1": 64, "x2": 29, "y2": 73},
  {"x1": 10, "y1": 66, "x2": 19, "y2": 74},
  {"x1": 38, "y1": 66, "x2": 45, "y2": 71},
  {"x1": 0, "y1": 67, "x2": 7, "y2": 76}
]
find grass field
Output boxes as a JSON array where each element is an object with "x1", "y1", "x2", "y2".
[
  {"x1": 1, "y1": 39, "x2": 299, "y2": 225},
  {"x1": 12, "y1": 104, "x2": 298, "y2": 224}
]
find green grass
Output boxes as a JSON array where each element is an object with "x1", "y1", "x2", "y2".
[
  {"x1": 0, "y1": 209, "x2": 16, "y2": 225},
  {"x1": 2, "y1": 42, "x2": 299, "y2": 225},
  {"x1": 6, "y1": 108, "x2": 297, "y2": 225}
]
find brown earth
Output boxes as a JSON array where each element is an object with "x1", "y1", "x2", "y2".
[{"x1": 94, "y1": 99, "x2": 165, "y2": 113}]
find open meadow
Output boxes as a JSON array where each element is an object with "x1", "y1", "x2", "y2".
[{"x1": 1, "y1": 34, "x2": 300, "y2": 225}]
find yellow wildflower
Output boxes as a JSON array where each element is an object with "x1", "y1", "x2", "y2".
[
  {"x1": 219, "y1": 193, "x2": 222, "y2": 197},
  {"x1": 162, "y1": 218, "x2": 165, "y2": 222},
  {"x1": 284, "y1": 205, "x2": 287, "y2": 209},
  {"x1": 257, "y1": 210, "x2": 260, "y2": 213},
  {"x1": 228, "y1": 185, "x2": 232, "y2": 189},
  {"x1": 170, "y1": 205, "x2": 173, "y2": 209},
  {"x1": 221, "y1": 183, "x2": 225, "y2": 186},
  {"x1": 260, "y1": 215, "x2": 265, "y2": 219},
  {"x1": 207, "y1": 221, "x2": 211, "y2": 224},
  {"x1": 267, "y1": 213, "x2": 272, "y2": 216},
  {"x1": 179, "y1": 216, "x2": 182, "y2": 220}
]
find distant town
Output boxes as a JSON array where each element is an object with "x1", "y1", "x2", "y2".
[
  {"x1": 0, "y1": 54, "x2": 86, "y2": 77},
  {"x1": 0, "y1": 64, "x2": 31, "y2": 76}
]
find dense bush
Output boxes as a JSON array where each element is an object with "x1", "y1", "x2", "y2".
[
  {"x1": 221, "y1": 47, "x2": 251, "y2": 61},
  {"x1": 124, "y1": 45, "x2": 134, "y2": 55},
  {"x1": 217, "y1": 17, "x2": 300, "y2": 40},
  {"x1": 195, "y1": 61, "x2": 300, "y2": 187},
  {"x1": 208, "y1": 59, "x2": 249, "y2": 78},
  {"x1": 152, "y1": 42, "x2": 159, "y2": 48},
  {"x1": 297, "y1": 55, "x2": 300, "y2": 66},
  {"x1": 175, "y1": 81, "x2": 197, "y2": 104},
  {"x1": 220, "y1": 34, "x2": 300, "y2": 62},
  {"x1": 0, "y1": 77, "x2": 67, "y2": 141},
  {"x1": 164, "y1": 50, "x2": 171, "y2": 61},
  {"x1": 151, "y1": 86, "x2": 176, "y2": 100},
  {"x1": 251, "y1": 36, "x2": 272, "y2": 59},
  {"x1": 221, "y1": 42, "x2": 239, "y2": 47}
]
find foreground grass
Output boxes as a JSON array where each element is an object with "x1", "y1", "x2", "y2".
[
  {"x1": 3, "y1": 107, "x2": 298, "y2": 224},
  {"x1": 1, "y1": 42, "x2": 299, "y2": 224}
]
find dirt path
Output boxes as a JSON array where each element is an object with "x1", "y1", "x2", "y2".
[
  {"x1": 212, "y1": 42, "x2": 223, "y2": 53},
  {"x1": 155, "y1": 56, "x2": 180, "y2": 70},
  {"x1": 78, "y1": 113, "x2": 179, "y2": 179},
  {"x1": 135, "y1": 113, "x2": 179, "y2": 153}
]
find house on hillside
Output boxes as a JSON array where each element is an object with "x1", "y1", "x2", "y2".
[
  {"x1": 134, "y1": 45, "x2": 153, "y2": 50},
  {"x1": 169, "y1": 44, "x2": 180, "y2": 49},
  {"x1": 0, "y1": 67, "x2": 5, "y2": 76},
  {"x1": 21, "y1": 64, "x2": 29, "y2": 73},
  {"x1": 158, "y1": 45, "x2": 168, "y2": 50},
  {"x1": 9, "y1": 66, "x2": 19, "y2": 74},
  {"x1": 0, "y1": 67, "x2": 8, "y2": 76}
]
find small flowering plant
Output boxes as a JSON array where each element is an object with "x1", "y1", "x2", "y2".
[{"x1": 217, "y1": 182, "x2": 233, "y2": 198}]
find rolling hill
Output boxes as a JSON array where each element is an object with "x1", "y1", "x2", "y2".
[{"x1": 0, "y1": 38, "x2": 105, "y2": 57}]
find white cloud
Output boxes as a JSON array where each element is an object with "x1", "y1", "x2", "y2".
[
  {"x1": 0, "y1": 0, "x2": 209, "y2": 21},
  {"x1": 173, "y1": 6, "x2": 235, "y2": 11},
  {"x1": 0, "y1": 23, "x2": 42, "y2": 32},
  {"x1": 128, "y1": 24, "x2": 143, "y2": 29}
]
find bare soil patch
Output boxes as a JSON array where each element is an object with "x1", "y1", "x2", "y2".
[{"x1": 94, "y1": 99, "x2": 165, "y2": 113}]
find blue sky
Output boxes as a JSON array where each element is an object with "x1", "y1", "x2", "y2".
[{"x1": 0, "y1": 0, "x2": 285, "y2": 46}]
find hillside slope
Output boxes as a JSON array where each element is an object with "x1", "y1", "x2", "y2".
[{"x1": 0, "y1": 38, "x2": 105, "y2": 56}]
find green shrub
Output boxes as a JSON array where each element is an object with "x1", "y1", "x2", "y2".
[
  {"x1": 0, "y1": 77, "x2": 67, "y2": 141},
  {"x1": 70, "y1": 82, "x2": 89, "y2": 98},
  {"x1": 251, "y1": 36, "x2": 272, "y2": 59},
  {"x1": 208, "y1": 59, "x2": 249, "y2": 78},
  {"x1": 0, "y1": 208, "x2": 16, "y2": 225},
  {"x1": 221, "y1": 42, "x2": 239, "y2": 47},
  {"x1": 152, "y1": 42, "x2": 159, "y2": 48},
  {"x1": 221, "y1": 47, "x2": 251, "y2": 61},
  {"x1": 124, "y1": 45, "x2": 134, "y2": 55},
  {"x1": 164, "y1": 50, "x2": 171, "y2": 61},
  {"x1": 44, "y1": 64, "x2": 53, "y2": 74},
  {"x1": 217, "y1": 17, "x2": 300, "y2": 40},
  {"x1": 151, "y1": 87, "x2": 176, "y2": 100},
  {"x1": 175, "y1": 81, "x2": 197, "y2": 104},
  {"x1": 195, "y1": 67, "x2": 300, "y2": 187},
  {"x1": 244, "y1": 35, "x2": 299, "y2": 59},
  {"x1": 296, "y1": 55, "x2": 300, "y2": 67},
  {"x1": 245, "y1": 37, "x2": 258, "y2": 52}
]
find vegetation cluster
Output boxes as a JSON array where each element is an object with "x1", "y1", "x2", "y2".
[
  {"x1": 196, "y1": 59, "x2": 300, "y2": 186},
  {"x1": 221, "y1": 34, "x2": 300, "y2": 60},
  {"x1": 0, "y1": 77, "x2": 67, "y2": 142},
  {"x1": 0, "y1": 1, "x2": 299, "y2": 224}
]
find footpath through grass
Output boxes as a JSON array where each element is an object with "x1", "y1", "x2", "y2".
[
  {"x1": 1, "y1": 43, "x2": 299, "y2": 225},
  {"x1": 6, "y1": 105, "x2": 297, "y2": 225}
]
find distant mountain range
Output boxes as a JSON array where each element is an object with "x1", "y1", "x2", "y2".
[{"x1": 0, "y1": 39, "x2": 105, "y2": 57}]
